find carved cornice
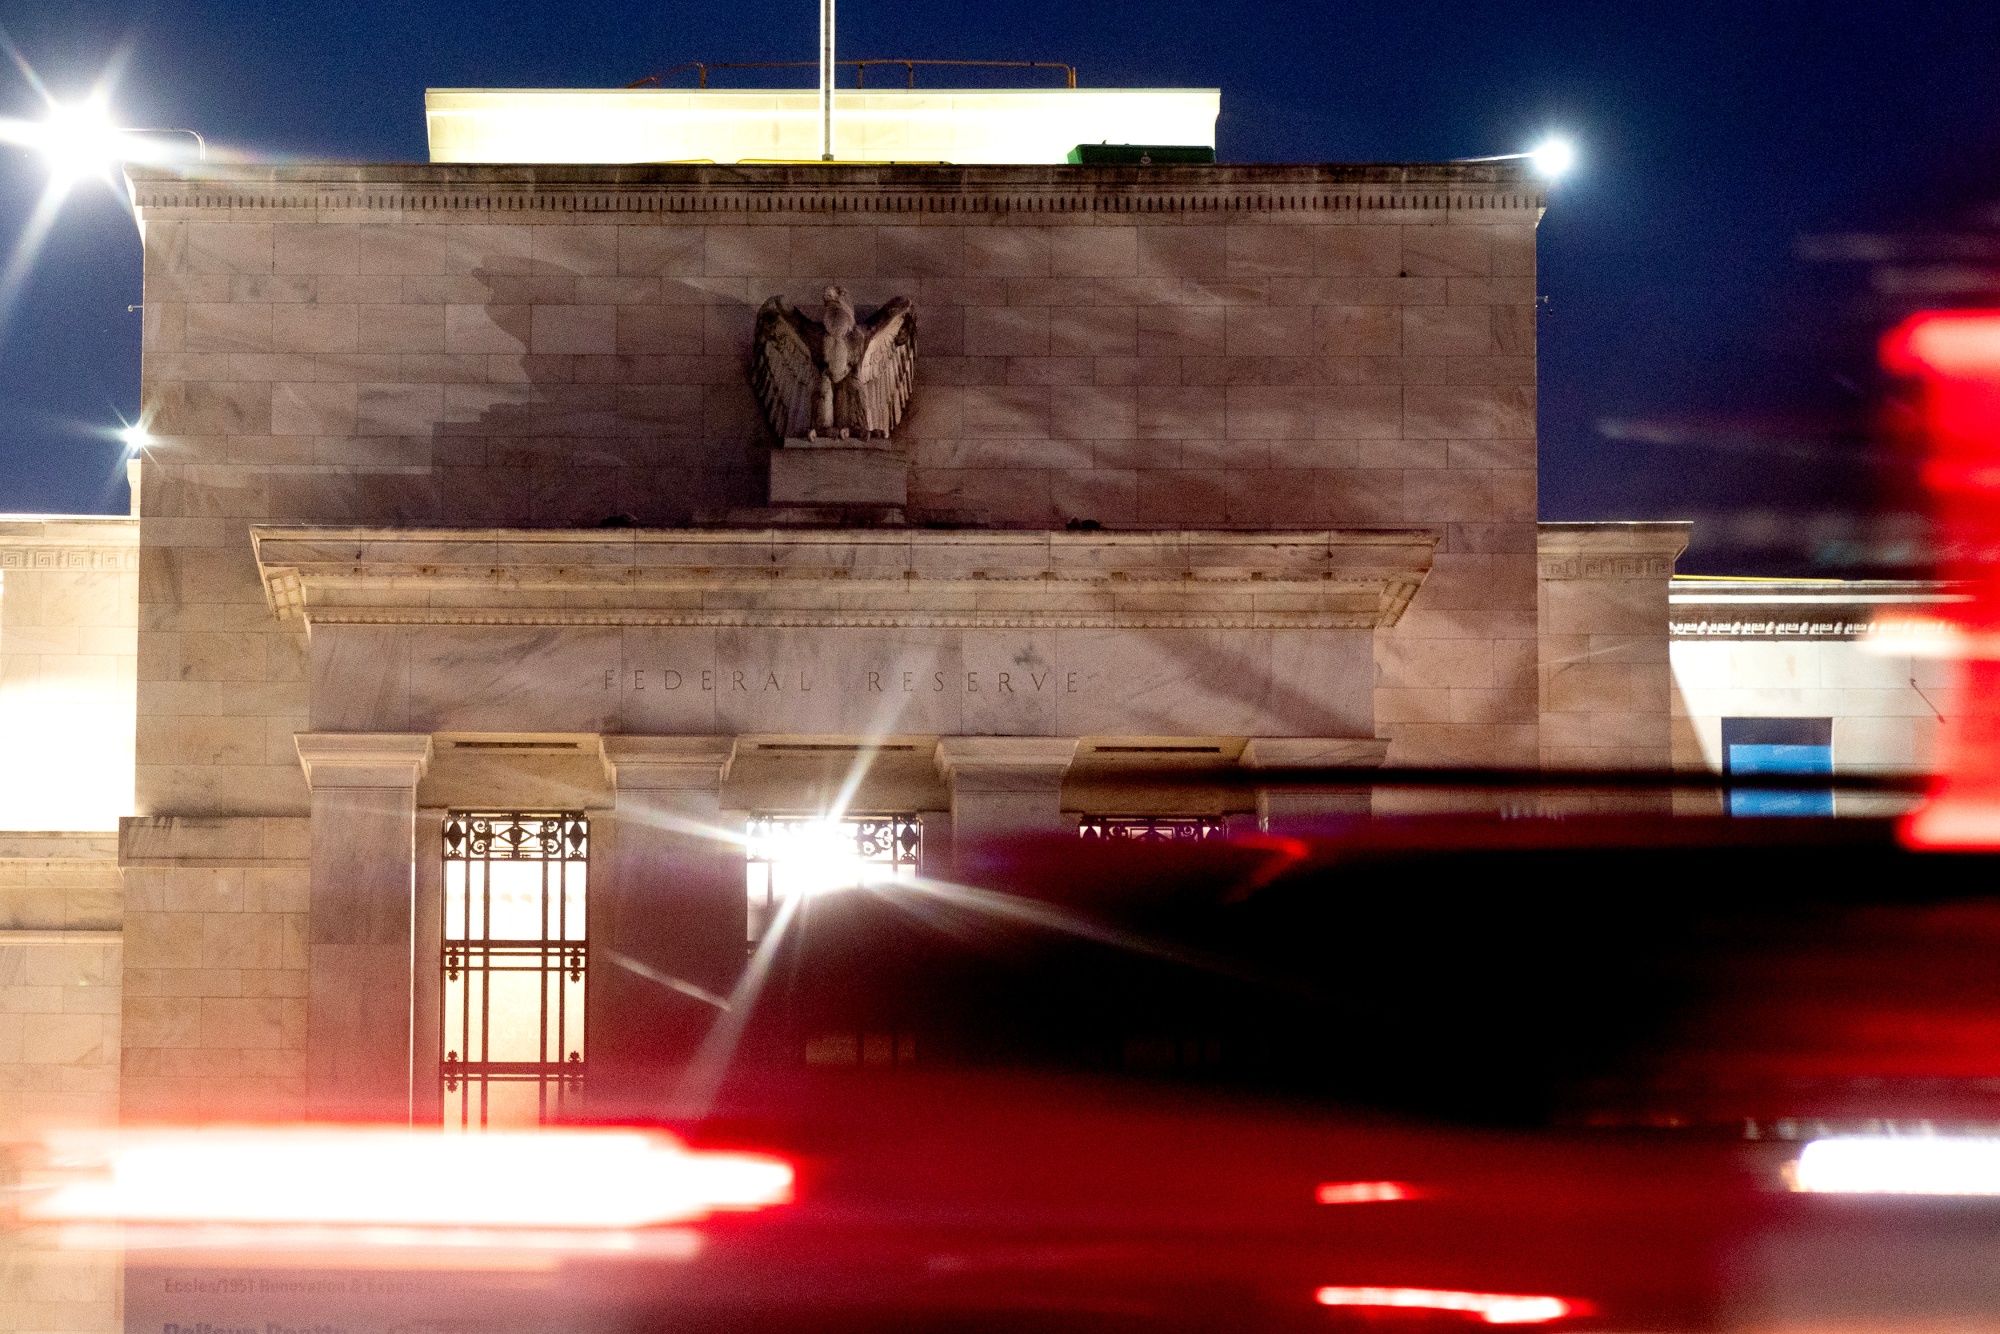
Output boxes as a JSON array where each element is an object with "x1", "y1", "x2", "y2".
[
  {"x1": 249, "y1": 526, "x2": 1437, "y2": 633},
  {"x1": 0, "y1": 517, "x2": 140, "y2": 572},
  {"x1": 1536, "y1": 521, "x2": 1691, "y2": 582},
  {"x1": 127, "y1": 163, "x2": 1544, "y2": 219},
  {"x1": 1668, "y1": 577, "x2": 1966, "y2": 641}
]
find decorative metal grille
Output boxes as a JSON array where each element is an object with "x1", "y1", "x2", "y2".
[
  {"x1": 744, "y1": 815, "x2": 921, "y2": 944},
  {"x1": 1077, "y1": 816, "x2": 1228, "y2": 842},
  {"x1": 441, "y1": 812, "x2": 588, "y2": 1128}
]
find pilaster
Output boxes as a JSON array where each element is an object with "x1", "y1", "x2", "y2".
[
  {"x1": 295, "y1": 732, "x2": 431, "y2": 1121},
  {"x1": 595, "y1": 736, "x2": 741, "y2": 1111},
  {"x1": 934, "y1": 737, "x2": 1080, "y2": 873}
]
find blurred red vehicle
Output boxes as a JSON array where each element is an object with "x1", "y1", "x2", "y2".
[{"x1": 25, "y1": 813, "x2": 2000, "y2": 1334}]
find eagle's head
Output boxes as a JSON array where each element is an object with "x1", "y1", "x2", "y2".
[{"x1": 822, "y1": 285, "x2": 856, "y2": 333}]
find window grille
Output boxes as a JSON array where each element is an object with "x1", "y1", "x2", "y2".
[
  {"x1": 441, "y1": 812, "x2": 588, "y2": 1128},
  {"x1": 744, "y1": 815, "x2": 921, "y2": 944},
  {"x1": 1077, "y1": 816, "x2": 1228, "y2": 842}
]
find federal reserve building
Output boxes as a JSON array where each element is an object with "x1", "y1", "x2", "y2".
[{"x1": 0, "y1": 79, "x2": 1958, "y2": 1231}]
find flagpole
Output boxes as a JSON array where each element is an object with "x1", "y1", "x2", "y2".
[{"x1": 819, "y1": 0, "x2": 835, "y2": 160}]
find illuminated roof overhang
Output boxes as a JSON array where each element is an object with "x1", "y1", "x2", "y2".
[{"x1": 424, "y1": 88, "x2": 1220, "y2": 165}]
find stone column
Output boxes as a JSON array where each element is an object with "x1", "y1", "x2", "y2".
[
  {"x1": 1240, "y1": 737, "x2": 1387, "y2": 829},
  {"x1": 596, "y1": 736, "x2": 741, "y2": 1111},
  {"x1": 295, "y1": 732, "x2": 432, "y2": 1122},
  {"x1": 934, "y1": 737, "x2": 1079, "y2": 876},
  {"x1": 1537, "y1": 523, "x2": 1692, "y2": 770}
]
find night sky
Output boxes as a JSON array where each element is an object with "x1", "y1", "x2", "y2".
[{"x1": 2, "y1": 0, "x2": 1998, "y2": 572}]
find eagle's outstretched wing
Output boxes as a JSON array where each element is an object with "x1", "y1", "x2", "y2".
[
  {"x1": 855, "y1": 297, "x2": 916, "y2": 436},
  {"x1": 751, "y1": 297, "x2": 822, "y2": 440}
]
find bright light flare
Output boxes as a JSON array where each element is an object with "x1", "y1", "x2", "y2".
[
  {"x1": 39, "y1": 99, "x2": 122, "y2": 183},
  {"x1": 1316, "y1": 1180, "x2": 1416, "y2": 1204},
  {"x1": 1315, "y1": 1287, "x2": 1580, "y2": 1325},
  {"x1": 750, "y1": 816, "x2": 908, "y2": 900},
  {"x1": 1528, "y1": 137, "x2": 1575, "y2": 180},
  {"x1": 26, "y1": 1127, "x2": 793, "y2": 1230},
  {"x1": 117, "y1": 422, "x2": 152, "y2": 453},
  {"x1": 0, "y1": 99, "x2": 201, "y2": 189},
  {"x1": 0, "y1": 99, "x2": 125, "y2": 186},
  {"x1": 1793, "y1": 1135, "x2": 2000, "y2": 1195}
]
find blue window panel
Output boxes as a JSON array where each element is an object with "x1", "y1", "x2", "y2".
[{"x1": 1727, "y1": 743, "x2": 1833, "y2": 816}]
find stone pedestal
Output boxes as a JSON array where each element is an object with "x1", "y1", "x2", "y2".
[
  {"x1": 295, "y1": 732, "x2": 432, "y2": 1122},
  {"x1": 770, "y1": 439, "x2": 908, "y2": 508},
  {"x1": 934, "y1": 737, "x2": 1079, "y2": 876},
  {"x1": 1239, "y1": 736, "x2": 1385, "y2": 828},
  {"x1": 596, "y1": 736, "x2": 741, "y2": 1111}
]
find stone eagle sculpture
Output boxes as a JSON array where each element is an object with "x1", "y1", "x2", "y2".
[{"x1": 751, "y1": 286, "x2": 916, "y2": 441}]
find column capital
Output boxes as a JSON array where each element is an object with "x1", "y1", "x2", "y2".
[
  {"x1": 1239, "y1": 737, "x2": 1388, "y2": 769},
  {"x1": 600, "y1": 735, "x2": 736, "y2": 790},
  {"x1": 934, "y1": 737, "x2": 1080, "y2": 791},
  {"x1": 294, "y1": 732, "x2": 432, "y2": 789}
]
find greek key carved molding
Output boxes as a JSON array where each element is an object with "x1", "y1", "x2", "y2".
[
  {"x1": 1538, "y1": 554, "x2": 1677, "y2": 581},
  {"x1": 0, "y1": 546, "x2": 140, "y2": 572}
]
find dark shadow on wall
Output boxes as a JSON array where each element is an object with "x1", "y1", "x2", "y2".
[{"x1": 262, "y1": 259, "x2": 778, "y2": 529}]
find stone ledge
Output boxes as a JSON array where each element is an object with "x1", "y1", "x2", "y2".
[
  {"x1": 251, "y1": 525, "x2": 1437, "y2": 632},
  {"x1": 0, "y1": 929, "x2": 121, "y2": 945},
  {"x1": 0, "y1": 833, "x2": 120, "y2": 862}
]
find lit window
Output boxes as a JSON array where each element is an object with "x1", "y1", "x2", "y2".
[
  {"x1": 441, "y1": 812, "x2": 588, "y2": 1128},
  {"x1": 1077, "y1": 816, "x2": 1227, "y2": 842},
  {"x1": 744, "y1": 815, "x2": 920, "y2": 943}
]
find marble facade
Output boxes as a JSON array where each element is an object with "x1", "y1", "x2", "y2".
[{"x1": 106, "y1": 158, "x2": 1557, "y2": 1120}]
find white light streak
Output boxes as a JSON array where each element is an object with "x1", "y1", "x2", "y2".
[
  {"x1": 1794, "y1": 1136, "x2": 2000, "y2": 1195},
  {"x1": 1315, "y1": 1287, "x2": 1576, "y2": 1325},
  {"x1": 28, "y1": 1127, "x2": 793, "y2": 1228}
]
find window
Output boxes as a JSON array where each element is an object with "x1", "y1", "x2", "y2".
[
  {"x1": 744, "y1": 815, "x2": 920, "y2": 944},
  {"x1": 1722, "y1": 718, "x2": 1833, "y2": 816},
  {"x1": 1077, "y1": 816, "x2": 1227, "y2": 841},
  {"x1": 441, "y1": 812, "x2": 588, "y2": 1127}
]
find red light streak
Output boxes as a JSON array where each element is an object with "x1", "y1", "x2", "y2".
[
  {"x1": 25, "y1": 1127, "x2": 792, "y2": 1232},
  {"x1": 1882, "y1": 312, "x2": 2000, "y2": 848},
  {"x1": 1315, "y1": 1180, "x2": 1415, "y2": 1204},
  {"x1": 1314, "y1": 1287, "x2": 1579, "y2": 1324}
]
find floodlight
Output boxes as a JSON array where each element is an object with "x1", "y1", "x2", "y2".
[
  {"x1": 36, "y1": 99, "x2": 125, "y2": 186},
  {"x1": 1529, "y1": 136, "x2": 1576, "y2": 180},
  {"x1": 117, "y1": 423, "x2": 152, "y2": 453}
]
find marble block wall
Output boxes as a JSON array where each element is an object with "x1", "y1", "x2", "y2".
[
  {"x1": 0, "y1": 835, "x2": 123, "y2": 1133},
  {"x1": 116, "y1": 817, "x2": 309, "y2": 1119},
  {"x1": 1670, "y1": 640, "x2": 1948, "y2": 775},
  {"x1": 0, "y1": 835, "x2": 123, "y2": 1334},
  {"x1": 126, "y1": 162, "x2": 1546, "y2": 819}
]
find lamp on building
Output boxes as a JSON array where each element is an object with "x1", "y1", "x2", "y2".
[{"x1": 0, "y1": 96, "x2": 205, "y2": 190}]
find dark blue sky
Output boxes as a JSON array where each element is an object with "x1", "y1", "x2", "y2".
[{"x1": 3, "y1": 0, "x2": 1997, "y2": 570}]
